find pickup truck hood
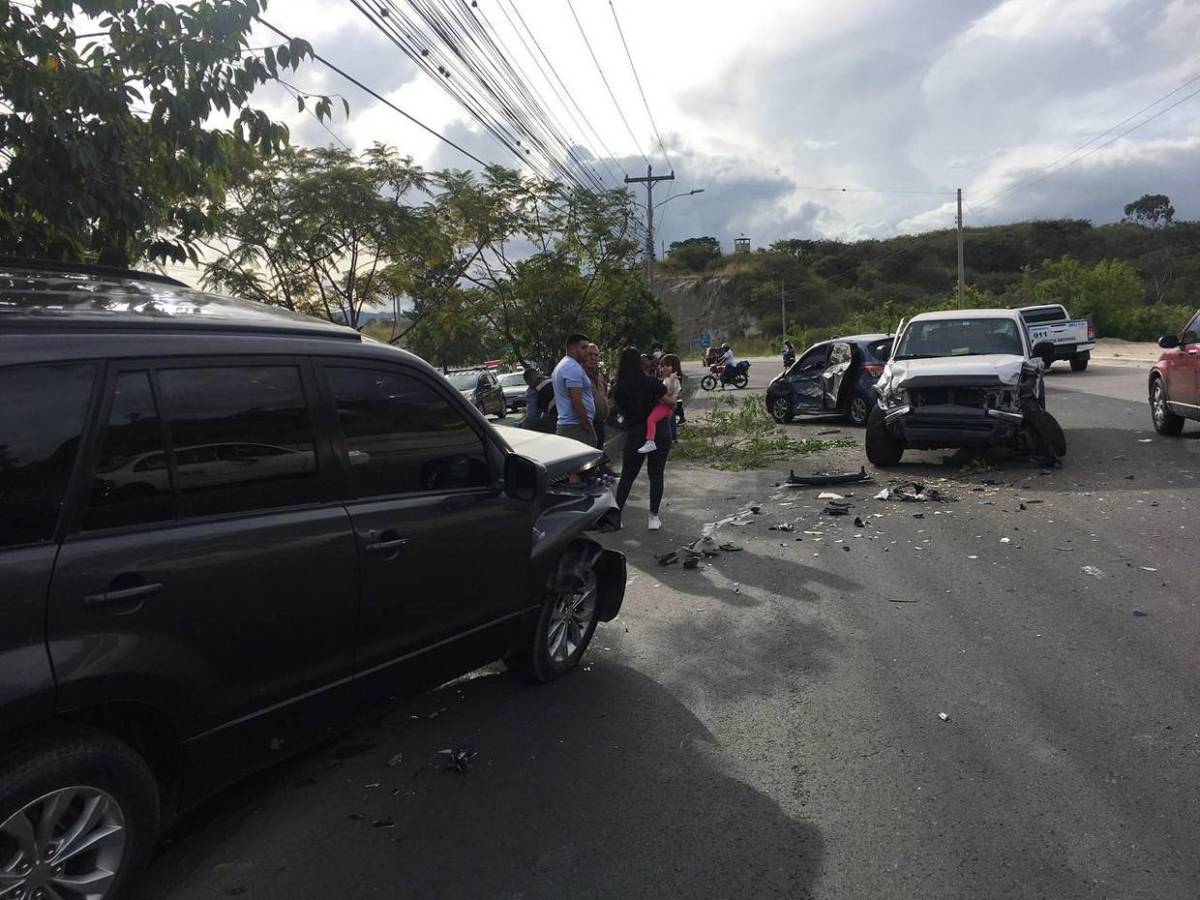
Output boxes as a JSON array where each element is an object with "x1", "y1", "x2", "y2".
[
  {"x1": 501, "y1": 427, "x2": 603, "y2": 479},
  {"x1": 884, "y1": 354, "x2": 1029, "y2": 390}
]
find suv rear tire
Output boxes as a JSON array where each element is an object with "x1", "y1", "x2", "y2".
[
  {"x1": 846, "y1": 392, "x2": 871, "y2": 427},
  {"x1": 769, "y1": 394, "x2": 794, "y2": 424},
  {"x1": 0, "y1": 729, "x2": 159, "y2": 900},
  {"x1": 865, "y1": 406, "x2": 904, "y2": 466}
]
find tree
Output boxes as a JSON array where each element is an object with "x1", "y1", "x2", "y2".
[
  {"x1": 203, "y1": 145, "x2": 437, "y2": 330},
  {"x1": 667, "y1": 236, "x2": 722, "y2": 272},
  {"x1": 0, "y1": 0, "x2": 335, "y2": 266},
  {"x1": 1123, "y1": 194, "x2": 1175, "y2": 229}
]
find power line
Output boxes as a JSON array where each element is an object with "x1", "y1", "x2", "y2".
[
  {"x1": 608, "y1": 0, "x2": 671, "y2": 171},
  {"x1": 792, "y1": 185, "x2": 957, "y2": 196},
  {"x1": 564, "y1": 0, "x2": 652, "y2": 169},
  {"x1": 279, "y1": 83, "x2": 351, "y2": 150},
  {"x1": 974, "y1": 69, "x2": 1200, "y2": 214},
  {"x1": 258, "y1": 17, "x2": 492, "y2": 168},
  {"x1": 501, "y1": 0, "x2": 628, "y2": 180}
]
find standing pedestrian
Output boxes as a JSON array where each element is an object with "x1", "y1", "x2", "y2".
[
  {"x1": 551, "y1": 334, "x2": 596, "y2": 445},
  {"x1": 585, "y1": 343, "x2": 609, "y2": 449},
  {"x1": 520, "y1": 367, "x2": 541, "y2": 428},
  {"x1": 614, "y1": 346, "x2": 676, "y2": 530}
]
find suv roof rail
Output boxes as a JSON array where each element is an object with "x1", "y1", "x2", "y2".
[{"x1": 0, "y1": 256, "x2": 188, "y2": 288}]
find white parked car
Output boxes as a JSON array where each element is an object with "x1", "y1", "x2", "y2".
[
  {"x1": 867, "y1": 309, "x2": 1066, "y2": 466},
  {"x1": 1019, "y1": 304, "x2": 1096, "y2": 371}
]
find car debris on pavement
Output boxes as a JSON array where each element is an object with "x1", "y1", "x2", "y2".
[{"x1": 784, "y1": 466, "x2": 873, "y2": 487}]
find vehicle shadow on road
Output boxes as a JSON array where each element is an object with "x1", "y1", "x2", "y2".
[{"x1": 139, "y1": 665, "x2": 825, "y2": 899}]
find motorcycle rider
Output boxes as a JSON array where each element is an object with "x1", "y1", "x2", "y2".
[
  {"x1": 720, "y1": 343, "x2": 743, "y2": 388},
  {"x1": 783, "y1": 340, "x2": 796, "y2": 369}
]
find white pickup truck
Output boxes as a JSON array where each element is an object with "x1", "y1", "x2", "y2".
[{"x1": 1018, "y1": 304, "x2": 1096, "y2": 371}]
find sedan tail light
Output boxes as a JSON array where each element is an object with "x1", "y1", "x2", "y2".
[
  {"x1": 1087, "y1": 320, "x2": 1096, "y2": 340},
  {"x1": 862, "y1": 363, "x2": 885, "y2": 377}
]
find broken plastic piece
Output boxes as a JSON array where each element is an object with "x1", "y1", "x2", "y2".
[
  {"x1": 386, "y1": 753, "x2": 404, "y2": 768},
  {"x1": 937, "y1": 712, "x2": 950, "y2": 722},
  {"x1": 786, "y1": 466, "x2": 871, "y2": 486},
  {"x1": 888, "y1": 598, "x2": 918, "y2": 603},
  {"x1": 1081, "y1": 565, "x2": 1105, "y2": 578},
  {"x1": 437, "y1": 746, "x2": 477, "y2": 774},
  {"x1": 655, "y1": 551, "x2": 679, "y2": 566},
  {"x1": 817, "y1": 492, "x2": 844, "y2": 500},
  {"x1": 718, "y1": 542, "x2": 743, "y2": 551},
  {"x1": 682, "y1": 556, "x2": 700, "y2": 570},
  {"x1": 1131, "y1": 607, "x2": 1148, "y2": 617}
]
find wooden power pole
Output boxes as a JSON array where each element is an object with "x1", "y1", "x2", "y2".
[{"x1": 625, "y1": 164, "x2": 675, "y2": 289}]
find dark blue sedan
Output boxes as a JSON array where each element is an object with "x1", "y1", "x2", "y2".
[{"x1": 766, "y1": 333, "x2": 894, "y2": 426}]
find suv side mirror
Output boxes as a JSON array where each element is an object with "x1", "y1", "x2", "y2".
[
  {"x1": 1032, "y1": 341, "x2": 1055, "y2": 364},
  {"x1": 504, "y1": 453, "x2": 547, "y2": 501},
  {"x1": 1159, "y1": 334, "x2": 1180, "y2": 349}
]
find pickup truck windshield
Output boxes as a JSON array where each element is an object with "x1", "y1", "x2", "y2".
[
  {"x1": 445, "y1": 371, "x2": 482, "y2": 390},
  {"x1": 895, "y1": 318, "x2": 1024, "y2": 359}
]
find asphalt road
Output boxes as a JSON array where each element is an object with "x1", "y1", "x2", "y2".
[{"x1": 139, "y1": 363, "x2": 1200, "y2": 899}]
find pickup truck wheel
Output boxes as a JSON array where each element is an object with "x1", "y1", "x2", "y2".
[
  {"x1": 508, "y1": 544, "x2": 601, "y2": 683},
  {"x1": 1151, "y1": 378, "x2": 1185, "y2": 436},
  {"x1": 865, "y1": 406, "x2": 904, "y2": 466},
  {"x1": 1069, "y1": 353, "x2": 1089, "y2": 372},
  {"x1": 1025, "y1": 405, "x2": 1067, "y2": 458},
  {"x1": 0, "y1": 730, "x2": 159, "y2": 900},
  {"x1": 770, "y1": 394, "x2": 794, "y2": 424}
]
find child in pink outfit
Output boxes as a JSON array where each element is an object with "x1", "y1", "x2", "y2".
[{"x1": 639, "y1": 355, "x2": 682, "y2": 454}]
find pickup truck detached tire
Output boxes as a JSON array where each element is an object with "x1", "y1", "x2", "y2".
[
  {"x1": 865, "y1": 406, "x2": 905, "y2": 466},
  {"x1": 1024, "y1": 402, "x2": 1067, "y2": 459}
]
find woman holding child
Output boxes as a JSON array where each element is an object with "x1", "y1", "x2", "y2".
[{"x1": 614, "y1": 347, "x2": 679, "y2": 531}]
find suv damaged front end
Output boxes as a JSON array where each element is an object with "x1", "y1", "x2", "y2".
[{"x1": 503, "y1": 429, "x2": 625, "y2": 621}]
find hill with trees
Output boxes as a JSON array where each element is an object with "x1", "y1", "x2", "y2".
[{"x1": 659, "y1": 202, "x2": 1199, "y2": 351}]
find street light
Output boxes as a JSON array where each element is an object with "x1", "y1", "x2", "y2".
[
  {"x1": 631, "y1": 188, "x2": 705, "y2": 287},
  {"x1": 654, "y1": 188, "x2": 704, "y2": 211}
]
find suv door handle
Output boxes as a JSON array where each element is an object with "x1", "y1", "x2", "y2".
[
  {"x1": 84, "y1": 582, "x2": 162, "y2": 610},
  {"x1": 364, "y1": 530, "x2": 409, "y2": 559}
]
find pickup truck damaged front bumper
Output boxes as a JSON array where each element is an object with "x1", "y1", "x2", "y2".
[{"x1": 887, "y1": 404, "x2": 1024, "y2": 448}]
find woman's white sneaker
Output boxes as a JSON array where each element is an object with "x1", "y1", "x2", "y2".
[
  {"x1": 637, "y1": 440, "x2": 657, "y2": 454},
  {"x1": 648, "y1": 513, "x2": 662, "y2": 531}
]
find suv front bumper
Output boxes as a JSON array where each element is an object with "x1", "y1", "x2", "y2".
[{"x1": 888, "y1": 403, "x2": 1024, "y2": 447}]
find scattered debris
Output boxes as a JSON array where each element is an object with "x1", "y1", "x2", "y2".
[
  {"x1": 937, "y1": 712, "x2": 950, "y2": 722},
  {"x1": 1000, "y1": 537, "x2": 1011, "y2": 544},
  {"x1": 875, "y1": 483, "x2": 956, "y2": 503},
  {"x1": 823, "y1": 505, "x2": 850, "y2": 517},
  {"x1": 438, "y1": 746, "x2": 477, "y2": 774},
  {"x1": 372, "y1": 818, "x2": 396, "y2": 829},
  {"x1": 785, "y1": 466, "x2": 871, "y2": 486},
  {"x1": 386, "y1": 753, "x2": 404, "y2": 768},
  {"x1": 732, "y1": 583, "x2": 741, "y2": 594},
  {"x1": 817, "y1": 491, "x2": 845, "y2": 500},
  {"x1": 912, "y1": 512, "x2": 924, "y2": 519},
  {"x1": 655, "y1": 551, "x2": 678, "y2": 566},
  {"x1": 682, "y1": 556, "x2": 700, "y2": 570},
  {"x1": 842, "y1": 545, "x2": 850, "y2": 552},
  {"x1": 853, "y1": 517, "x2": 866, "y2": 528},
  {"x1": 1081, "y1": 565, "x2": 1105, "y2": 578},
  {"x1": 1138, "y1": 438, "x2": 1153, "y2": 443},
  {"x1": 888, "y1": 597, "x2": 918, "y2": 603},
  {"x1": 1140, "y1": 566, "x2": 1158, "y2": 572},
  {"x1": 718, "y1": 542, "x2": 743, "y2": 552},
  {"x1": 768, "y1": 523, "x2": 796, "y2": 532},
  {"x1": 967, "y1": 555, "x2": 979, "y2": 560},
  {"x1": 1132, "y1": 607, "x2": 1149, "y2": 617}
]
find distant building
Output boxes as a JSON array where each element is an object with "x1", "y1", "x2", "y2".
[{"x1": 734, "y1": 235, "x2": 751, "y2": 254}]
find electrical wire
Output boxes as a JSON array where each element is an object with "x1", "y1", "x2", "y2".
[
  {"x1": 564, "y1": 0, "x2": 652, "y2": 169},
  {"x1": 608, "y1": 0, "x2": 671, "y2": 171},
  {"x1": 974, "y1": 69, "x2": 1200, "y2": 214}
]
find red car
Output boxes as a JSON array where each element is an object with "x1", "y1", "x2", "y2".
[{"x1": 1149, "y1": 310, "x2": 1200, "y2": 435}]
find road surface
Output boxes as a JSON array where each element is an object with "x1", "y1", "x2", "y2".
[{"x1": 139, "y1": 363, "x2": 1200, "y2": 899}]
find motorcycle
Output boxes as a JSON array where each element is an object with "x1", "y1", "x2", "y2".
[{"x1": 700, "y1": 360, "x2": 751, "y2": 391}]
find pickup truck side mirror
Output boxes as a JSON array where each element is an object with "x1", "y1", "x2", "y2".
[
  {"x1": 1031, "y1": 341, "x2": 1056, "y2": 364},
  {"x1": 504, "y1": 453, "x2": 547, "y2": 501},
  {"x1": 1158, "y1": 335, "x2": 1180, "y2": 349}
]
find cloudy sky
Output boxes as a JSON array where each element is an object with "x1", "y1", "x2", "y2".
[{"x1": 247, "y1": 0, "x2": 1200, "y2": 251}]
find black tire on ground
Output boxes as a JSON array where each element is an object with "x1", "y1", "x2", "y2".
[
  {"x1": 700, "y1": 374, "x2": 717, "y2": 391},
  {"x1": 865, "y1": 406, "x2": 904, "y2": 466},
  {"x1": 846, "y1": 392, "x2": 872, "y2": 427},
  {"x1": 495, "y1": 403, "x2": 506, "y2": 419},
  {"x1": 769, "y1": 394, "x2": 794, "y2": 424},
  {"x1": 1150, "y1": 377, "x2": 1185, "y2": 436},
  {"x1": 0, "y1": 729, "x2": 160, "y2": 900},
  {"x1": 1025, "y1": 404, "x2": 1067, "y2": 458},
  {"x1": 732, "y1": 372, "x2": 749, "y2": 389},
  {"x1": 506, "y1": 543, "x2": 601, "y2": 683},
  {"x1": 1070, "y1": 353, "x2": 1090, "y2": 372}
]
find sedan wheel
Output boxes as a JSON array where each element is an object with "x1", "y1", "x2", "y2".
[
  {"x1": 770, "y1": 395, "x2": 794, "y2": 424},
  {"x1": 847, "y1": 393, "x2": 871, "y2": 427}
]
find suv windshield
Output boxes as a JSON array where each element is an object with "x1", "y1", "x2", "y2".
[
  {"x1": 445, "y1": 371, "x2": 482, "y2": 390},
  {"x1": 498, "y1": 372, "x2": 525, "y2": 387},
  {"x1": 895, "y1": 318, "x2": 1024, "y2": 359}
]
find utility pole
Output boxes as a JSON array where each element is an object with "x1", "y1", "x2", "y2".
[
  {"x1": 780, "y1": 280, "x2": 787, "y2": 340},
  {"x1": 956, "y1": 187, "x2": 965, "y2": 310},
  {"x1": 625, "y1": 164, "x2": 674, "y2": 289}
]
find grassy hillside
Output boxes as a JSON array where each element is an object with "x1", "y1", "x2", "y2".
[{"x1": 657, "y1": 219, "x2": 1199, "y2": 348}]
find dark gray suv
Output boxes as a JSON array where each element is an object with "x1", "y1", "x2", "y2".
[{"x1": 0, "y1": 260, "x2": 624, "y2": 899}]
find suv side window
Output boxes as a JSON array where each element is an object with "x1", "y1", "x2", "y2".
[
  {"x1": 0, "y1": 363, "x2": 95, "y2": 548},
  {"x1": 795, "y1": 345, "x2": 829, "y2": 373},
  {"x1": 326, "y1": 366, "x2": 490, "y2": 497},
  {"x1": 158, "y1": 366, "x2": 321, "y2": 518},
  {"x1": 84, "y1": 370, "x2": 175, "y2": 531},
  {"x1": 829, "y1": 343, "x2": 851, "y2": 365},
  {"x1": 1181, "y1": 314, "x2": 1200, "y2": 345}
]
